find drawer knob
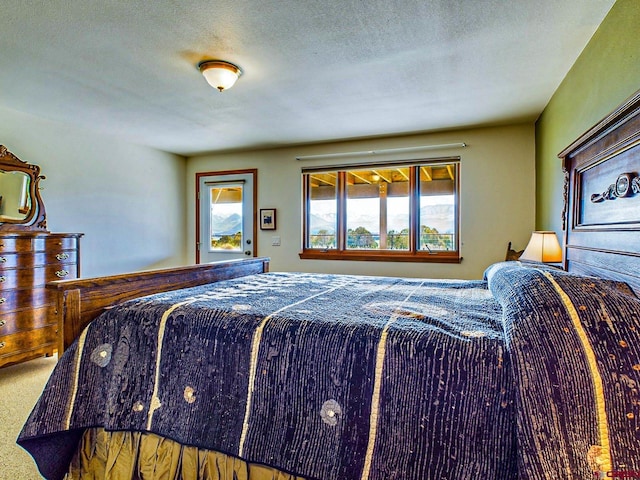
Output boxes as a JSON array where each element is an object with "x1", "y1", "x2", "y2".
[
  {"x1": 0, "y1": 320, "x2": 5, "y2": 327},
  {"x1": 0, "y1": 298, "x2": 5, "y2": 304},
  {"x1": 56, "y1": 253, "x2": 70, "y2": 261},
  {"x1": 0, "y1": 276, "x2": 5, "y2": 283},
  {"x1": 56, "y1": 270, "x2": 69, "y2": 278},
  {"x1": 0, "y1": 256, "x2": 6, "y2": 263},
  {"x1": 0, "y1": 342, "x2": 5, "y2": 349}
]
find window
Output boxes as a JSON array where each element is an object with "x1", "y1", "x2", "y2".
[
  {"x1": 300, "y1": 159, "x2": 460, "y2": 263},
  {"x1": 208, "y1": 184, "x2": 243, "y2": 251}
]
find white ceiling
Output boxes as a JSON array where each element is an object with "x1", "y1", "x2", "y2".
[{"x1": 0, "y1": 0, "x2": 615, "y2": 156}]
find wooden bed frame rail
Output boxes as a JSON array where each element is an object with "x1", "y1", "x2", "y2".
[{"x1": 47, "y1": 257, "x2": 270, "y2": 354}]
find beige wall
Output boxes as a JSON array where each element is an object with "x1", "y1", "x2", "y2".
[
  {"x1": 535, "y1": 0, "x2": 640, "y2": 234},
  {"x1": 188, "y1": 123, "x2": 535, "y2": 280},
  {"x1": 0, "y1": 105, "x2": 188, "y2": 277},
  {"x1": 0, "y1": 106, "x2": 535, "y2": 281}
]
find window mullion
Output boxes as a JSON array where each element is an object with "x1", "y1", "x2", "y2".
[
  {"x1": 379, "y1": 182, "x2": 388, "y2": 249},
  {"x1": 337, "y1": 171, "x2": 347, "y2": 251},
  {"x1": 409, "y1": 166, "x2": 418, "y2": 253},
  {"x1": 302, "y1": 174, "x2": 310, "y2": 249}
]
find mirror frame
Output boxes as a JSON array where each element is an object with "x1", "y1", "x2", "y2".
[{"x1": 0, "y1": 145, "x2": 47, "y2": 231}]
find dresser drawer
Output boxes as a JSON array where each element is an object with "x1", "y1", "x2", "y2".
[
  {"x1": 0, "y1": 264, "x2": 78, "y2": 290},
  {"x1": 0, "y1": 306, "x2": 55, "y2": 336},
  {"x1": 34, "y1": 236, "x2": 78, "y2": 252},
  {"x1": 0, "y1": 325, "x2": 57, "y2": 362},
  {"x1": 0, "y1": 287, "x2": 55, "y2": 313},
  {"x1": 0, "y1": 235, "x2": 78, "y2": 254},
  {"x1": 0, "y1": 250, "x2": 78, "y2": 270},
  {"x1": 0, "y1": 237, "x2": 35, "y2": 254}
]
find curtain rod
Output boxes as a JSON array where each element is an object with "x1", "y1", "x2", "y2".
[{"x1": 295, "y1": 142, "x2": 466, "y2": 161}]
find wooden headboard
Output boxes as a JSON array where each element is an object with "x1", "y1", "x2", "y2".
[{"x1": 559, "y1": 89, "x2": 640, "y2": 293}]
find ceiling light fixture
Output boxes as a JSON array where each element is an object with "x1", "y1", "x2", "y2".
[{"x1": 198, "y1": 60, "x2": 242, "y2": 92}]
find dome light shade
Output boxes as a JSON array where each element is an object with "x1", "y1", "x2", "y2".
[{"x1": 198, "y1": 60, "x2": 242, "y2": 92}]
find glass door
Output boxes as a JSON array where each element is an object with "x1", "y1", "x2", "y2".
[{"x1": 197, "y1": 171, "x2": 256, "y2": 263}]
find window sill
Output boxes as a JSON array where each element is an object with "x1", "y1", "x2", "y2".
[{"x1": 299, "y1": 250, "x2": 462, "y2": 263}]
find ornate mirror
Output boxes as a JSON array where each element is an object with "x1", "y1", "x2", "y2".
[{"x1": 0, "y1": 145, "x2": 47, "y2": 231}]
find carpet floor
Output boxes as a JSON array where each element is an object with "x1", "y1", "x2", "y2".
[{"x1": 0, "y1": 355, "x2": 57, "y2": 479}]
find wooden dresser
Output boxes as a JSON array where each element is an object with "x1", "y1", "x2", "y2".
[
  {"x1": 0, "y1": 144, "x2": 85, "y2": 367},
  {"x1": 0, "y1": 232, "x2": 82, "y2": 367}
]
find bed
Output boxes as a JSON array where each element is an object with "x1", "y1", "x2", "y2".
[{"x1": 17, "y1": 89, "x2": 640, "y2": 480}]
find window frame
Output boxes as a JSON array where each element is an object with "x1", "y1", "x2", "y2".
[{"x1": 300, "y1": 158, "x2": 461, "y2": 263}]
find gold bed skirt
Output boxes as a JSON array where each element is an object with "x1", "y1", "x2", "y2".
[{"x1": 65, "y1": 428, "x2": 306, "y2": 480}]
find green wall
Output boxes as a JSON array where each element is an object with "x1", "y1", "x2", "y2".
[{"x1": 535, "y1": 0, "x2": 640, "y2": 234}]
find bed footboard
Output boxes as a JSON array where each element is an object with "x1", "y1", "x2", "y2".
[{"x1": 47, "y1": 257, "x2": 270, "y2": 353}]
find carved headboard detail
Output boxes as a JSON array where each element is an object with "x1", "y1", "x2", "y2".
[
  {"x1": 590, "y1": 172, "x2": 640, "y2": 203},
  {"x1": 558, "y1": 89, "x2": 640, "y2": 293}
]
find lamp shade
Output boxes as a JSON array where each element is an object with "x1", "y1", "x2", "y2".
[
  {"x1": 198, "y1": 60, "x2": 242, "y2": 92},
  {"x1": 520, "y1": 231, "x2": 563, "y2": 263}
]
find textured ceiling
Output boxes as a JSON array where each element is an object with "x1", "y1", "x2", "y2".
[{"x1": 0, "y1": 0, "x2": 615, "y2": 156}]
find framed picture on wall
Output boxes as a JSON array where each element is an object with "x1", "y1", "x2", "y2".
[{"x1": 260, "y1": 209, "x2": 276, "y2": 230}]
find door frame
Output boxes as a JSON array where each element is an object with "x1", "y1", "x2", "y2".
[{"x1": 195, "y1": 168, "x2": 258, "y2": 264}]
